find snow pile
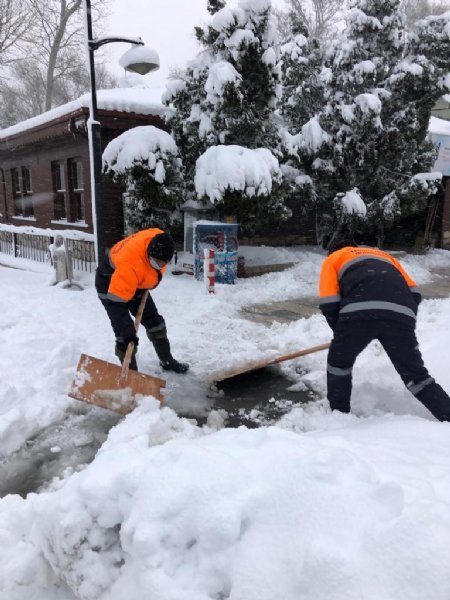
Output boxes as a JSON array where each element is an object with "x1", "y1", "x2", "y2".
[
  {"x1": 1, "y1": 247, "x2": 450, "y2": 599},
  {"x1": 3, "y1": 403, "x2": 450, "y2": 599},
  {"x1": 354, "y1": 93, "x2": 382, "y2": 115},
  {"x1": 118, "y1": 46, "x2": 160, "y2": 72}
]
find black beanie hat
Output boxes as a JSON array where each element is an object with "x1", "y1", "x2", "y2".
[
  {"x1": 327, "y1": 231, "x2": 357, "y2": 255},
  {"x1": 147, "y1": 232, "x2": 175, "y2": 262}
]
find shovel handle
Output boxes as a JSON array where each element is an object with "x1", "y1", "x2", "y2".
[
  {"x1": 121, "y1": 290, "x2": 149, "y2": 380},
  {"x1": 212, "y1": 341, "x2": 331, "y2": 383},
  {"x1": 266, "y1": 342, "x2": 331, "y2": 366}
]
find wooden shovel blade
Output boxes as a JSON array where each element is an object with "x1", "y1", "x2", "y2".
[{"x1": 68, "y1": 353, "x2": 166, "y2": 415}]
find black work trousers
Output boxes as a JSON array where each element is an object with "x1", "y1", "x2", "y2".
[
  {"x1": 327, "y1": 319, "x2": 450, "y2": 421},
  {"x1": 95, "y1": 269, "x2": 164, "y2": 341}
]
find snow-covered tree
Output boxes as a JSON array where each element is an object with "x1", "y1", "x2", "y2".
[
  {"x1": 277, "y1": 12, "x2": 326, "y2": 212},
  {"x1": 162, "y1": 77, "x2": 209, "y2": 198},
  {"x1": 103, "y1": 126, "x2": 183, "y2": 232},
  {"x1": 279, "y1": 18, "x2": 324, "y2": 133},
  {"x1": 0, "y1": 0, "x2": 115, "y2": 126},
  {"x1": 164, "y1": 0, "x2": 284, "y2": 234},
  {"x1": 297, "y1": 0, "x2": 449, "y2": 245}
]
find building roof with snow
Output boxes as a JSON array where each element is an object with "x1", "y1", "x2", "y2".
[
  {"x1": 0, "y1": 86, "x2": 169, "y2": 247},
  {"x1": 0, "y1": 86, "x2": 167, "y2": 143}
]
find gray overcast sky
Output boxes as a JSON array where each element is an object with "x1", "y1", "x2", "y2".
[{"x1": 105, "y1": 0, "x2": 285, "y2": 88}]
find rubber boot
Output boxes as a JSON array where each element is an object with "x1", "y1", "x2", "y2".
[
  {"x1": 327, "y1": 369, "x2": 352, "y2": 413},
  {"x1": 416, "y1": 380, "x2": 450, "y2": 422},
  {"x1": 147, "y1": 331, "x2": 189, "y2": 374}
]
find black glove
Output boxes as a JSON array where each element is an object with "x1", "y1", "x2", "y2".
[
  {"x1": 116, "y1": 333, "x2": 139, "y2": 352},
  {"x1": 412, "y1": 291, "x2": 422, "y2": 307},
  {"x1": 160, "y1": 357, "x2": 190, "y2": 374}
]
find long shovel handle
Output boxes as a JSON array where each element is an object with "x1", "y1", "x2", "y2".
[
  {"x1": 213, "y1": 341, "x2": 331, "y2": 383},
  {"x1": 265, "y1": 342, "x2": 331, "y2": 366},
  {"x1": 121, "y1": 290, "x2": 149, "y2": 380}
]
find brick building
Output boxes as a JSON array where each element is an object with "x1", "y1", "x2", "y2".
[{"x1": 0, "y1": 87, "x2": 166, "y2": 249}]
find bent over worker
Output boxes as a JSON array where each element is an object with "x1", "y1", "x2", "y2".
[
  {"x1": 95, "y1": 228, "x2": 189, "y2": 374},
  {"x1": 319, "y1": 236, "x2": 450, "y2": 421}
]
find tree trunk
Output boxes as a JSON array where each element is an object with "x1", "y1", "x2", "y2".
[{"x1": 45, "y1": 0, "x2": 81, "y2": 111}]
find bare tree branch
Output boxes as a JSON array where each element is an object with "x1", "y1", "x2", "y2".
[
  {"x1": 278, "y1": 0, "x2": 346, "y2": 42},
  {"x1": 401, "y1": 0, "x2": 450, "y2": 30},
  {"x1": 0, "y1": 0, "x2": 33, "y2": 66},
  {"x1": 24, "y1": 0, "x2": 111, "y2": 111}
]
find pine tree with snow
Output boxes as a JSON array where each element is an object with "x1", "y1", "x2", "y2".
[
  {"x1": 163, "y1": 75, "x2": 211, "y2": 199},
  {"x1": 300, "y1": 0, "x2": 449, "y2": 245},
  {"x1": 317, "y1": 0, "x2": 407, "y2": 242},
  {"x1": 277, "y1": 12, "x2": 327, "y2": 214},
  {"x1": 188, "y1": 0, "x2": 281, "y2": 151},
  {"x1": 280, "y1": 38, "x2": 324, "y2": 134},
  {"x1": 103, "y1": 126, "x2": 183, "y2": 233},
  {"x1": 164, "y1": 0, "x2": 286, "y2": 233},
  {"x1": 387, "y1": 11, "x2": 450, "y2": 171}
]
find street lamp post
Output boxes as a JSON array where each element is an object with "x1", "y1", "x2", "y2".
[{"x1": 84, "y1": 0, "x2": 159, "y2": 263}]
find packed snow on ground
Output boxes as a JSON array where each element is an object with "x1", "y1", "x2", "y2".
[{"x1": 1, "y1": 246, "x2": 450, "y2": 600}]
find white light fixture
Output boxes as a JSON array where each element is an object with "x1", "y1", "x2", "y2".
[{"x1": 119, "y1": 45, "x2": 160, "y2": 76}]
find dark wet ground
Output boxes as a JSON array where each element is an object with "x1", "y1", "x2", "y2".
[
  {"x1": 0, "y1": 408, "x2": 120, "y2": 497},
  {"x1": 212, "y1": 368, "x2": 310, "y2": 428}
]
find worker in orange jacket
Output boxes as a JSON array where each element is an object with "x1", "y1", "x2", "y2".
[
  {"x1": 95, "y1": 228, "x2": 189, "y2": 374},
  {"x1": 319, "y1": 234, "x2": 450, "y2": 421}
]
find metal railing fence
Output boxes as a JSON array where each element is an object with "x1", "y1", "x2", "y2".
[{"x1": 0, "y1": 228, "x2": 96, "y2": 272}]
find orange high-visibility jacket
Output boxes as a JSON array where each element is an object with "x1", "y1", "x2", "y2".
[
  {"x1": 319, "y1": 246, "x2": 420, "y2": 329},
  {"x1": 320, "y1": 246, "x2": 416, "y2": 299},
  {"x1": 106, "y1": 228, "x2": 167, "y2": 302}
]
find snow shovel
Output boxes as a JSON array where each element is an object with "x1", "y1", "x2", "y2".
[
  {"x1": 211, "y1": 342, "x2": 331, "y2": 383},
  {"x1": 68, "y1": 290, "x2": 166, "y2": 414}
]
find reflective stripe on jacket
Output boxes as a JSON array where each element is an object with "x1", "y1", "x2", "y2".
[
  {"x1": 106, "y1": 228, "x2": 167, "y2": 302},
  {"x1": 319, "y1": 246, "x2": 421, "y2": 328}
]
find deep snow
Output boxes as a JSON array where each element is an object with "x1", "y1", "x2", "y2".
[{"x1": 1, "y1": 246, "x2": 450, "y2": 599}]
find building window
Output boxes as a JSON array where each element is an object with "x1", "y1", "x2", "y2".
[
  {"x1": 52, "y1": 161, "x2": 66, "y2": 220},
  {"x1": 12, "y1": 168, "x2": 20, "y2": 196},
  {"x1": 70, "y1": 158, "x2": 85, "y2": 222},
  {"x1": 12, "y1": 166, "x2": 34, "y2": 217}
]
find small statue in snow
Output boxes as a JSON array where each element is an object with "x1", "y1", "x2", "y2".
[{"x1": 49, "y1": 235, "x2": 83, "y2": 289}]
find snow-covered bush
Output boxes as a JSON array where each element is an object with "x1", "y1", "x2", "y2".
[{"x1": 103, "y1": 126, "x2": 183, "y2": 232}]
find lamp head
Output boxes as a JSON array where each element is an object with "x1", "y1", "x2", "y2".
[{"x1": 119, "y1": 45, "x2": 160, "y2": 76}]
